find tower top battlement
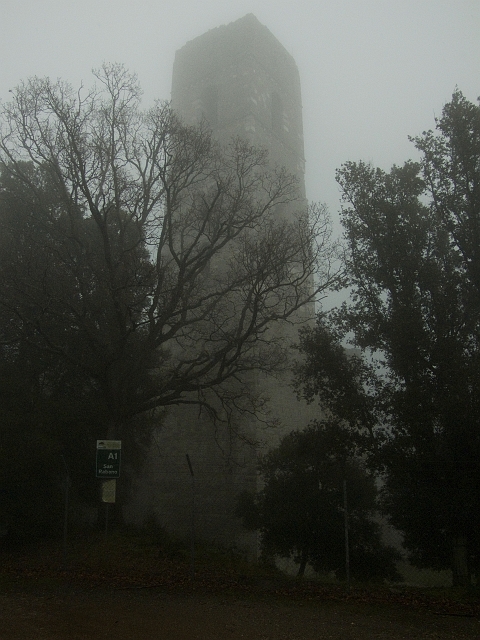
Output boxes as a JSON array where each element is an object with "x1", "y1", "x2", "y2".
[
  {"x1": 172, "y1": 14, "x2": 305, "y2": 188},
  {"x1": 174, "y1": 14, "x2": 298, "y2": 80}
]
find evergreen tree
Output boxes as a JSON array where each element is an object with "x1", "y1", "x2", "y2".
[
  {"x1": 335, "y1": 91, "x2": 480, "y2": 585},
  {"x1": 237, "y1": 421, "x2": 400, "y2": 581}
]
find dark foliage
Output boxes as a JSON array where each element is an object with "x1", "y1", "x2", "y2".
[
  {"x1": 237, "y1": 422, "x2": 401, "y2": 582},
  {"x1": 0, "y1": 65, "x2": 341, "y2": 543},
  {"x1": 335, "y1": 90, "x2": 480, "y2": 584}
]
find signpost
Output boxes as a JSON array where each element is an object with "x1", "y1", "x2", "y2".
[
  {"x1": 186, "y1": 454, "x2": 195, "y2": 579},
  {"x1": 96, "y1": 441, "x2": 121, "y2": 540},
  {"x1": 96, "y1": 440, "x2": 121, "y2": 478}
]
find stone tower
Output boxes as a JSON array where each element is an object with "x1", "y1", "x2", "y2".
[
  {"x1": 172, "y1": 13, "x2": 306, "y2": 196},
  {"x1": 128, "y1": 15, "x2": 313, "y2": 552}
]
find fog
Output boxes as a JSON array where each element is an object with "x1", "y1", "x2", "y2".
[{"x1": 1, "y1": 0, "x2": 479, "y2": 225}]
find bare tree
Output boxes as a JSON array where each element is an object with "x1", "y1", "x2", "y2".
[{"x1": 0, "y1": 63, "x2": 341, "y2": 436}]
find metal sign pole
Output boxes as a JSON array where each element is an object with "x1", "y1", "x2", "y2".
[
  {"x1": 186, "y1": 454, "x2": 195, "y2": 580},
  {"x1": 105, "y1": 503, "x2": 109, "y2": 541},
  {"x1": 96, "y1": 442, "x2": 121, "y2": 542},
  {"x1": 343, "y1": 478, "x2": 350, "y2": 586},
  {"x1": 61, "y1": 455, "x2": 70, "y2": 567}
]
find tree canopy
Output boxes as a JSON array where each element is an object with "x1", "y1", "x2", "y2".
[
  {"x1": 333, "y1": 90, "x2": 480, "y2": 585},
  {"x1": 0, "y1": 64, "x2": 341, "y2": 541},
  {"x1": 0, "y1": 63, "x2": 340, "y2": 434},
  {"x1": 237, "y1": 421, "x2": 400, "y2": 581}
]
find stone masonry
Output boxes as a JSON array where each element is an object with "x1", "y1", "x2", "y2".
[{"x1": 127, "y1": 15, "x2": 314, "y2": 554}]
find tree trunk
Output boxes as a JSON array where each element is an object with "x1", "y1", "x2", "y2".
[
  {"x1": 297, "y1": 548, "x2": 308, "y2": 578},
  {"x1": 452, "y1": 536, "x2": 469, "y2": 587}
]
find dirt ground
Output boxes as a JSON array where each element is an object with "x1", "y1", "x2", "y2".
[
  {"x1": 1, "y1": 586, "x2": 479, "y2": 640},
  {"x1": 1, "y1": 537, "x2": 479, "y2": 639}
]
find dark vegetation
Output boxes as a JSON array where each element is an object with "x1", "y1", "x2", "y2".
[
  {"x1": 236, "y1": 421, "x2": 401, "y2": 582},
  {"x1": 330, "y1": 89, "x2": 480, "y2": 586},
  {"x1": 1, "y1": 527, "x2": 479, "y2": 620},
  {"x1": 0, "y1": 61, "x2": 479, "y2": 593},
  {"x1": 0, "y1": 64, "x2": 338, "y2": 545},
  {"x1": 238, "y1": 90, "x2": 480, "y2": 586}
]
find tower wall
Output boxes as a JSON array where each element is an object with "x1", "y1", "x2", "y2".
[
  {"x1": 127, "y1": 15, "x2": 314, "y2": 553},
  {"x1": 171, "y1": 13, "x2": 305, "y2": 188}
]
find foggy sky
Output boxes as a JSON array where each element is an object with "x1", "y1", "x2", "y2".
[{"x1": 1, "y1": 0, "x2": 479, "y2": 230}]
